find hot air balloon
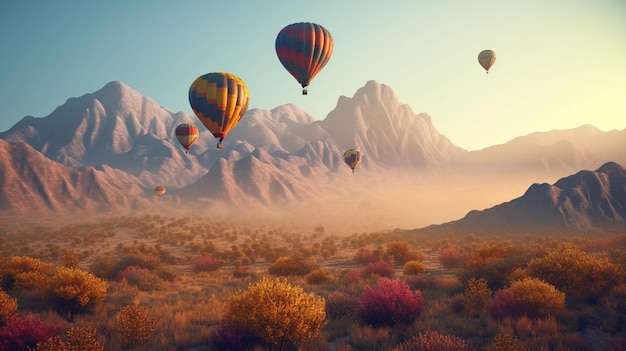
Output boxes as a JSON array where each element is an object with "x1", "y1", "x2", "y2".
[
  {"x1": 343, "y1": 148, "x2": 362, "y2": 173},
  {"x1": 154, "y1": 186, "x2": 166, "y2": 199},
  {"x1": 188, "y1": 72, "x2": 250, "y2": 149},
  {"x1": 175, "y1": 123, "x2": 199, "y2": 154},
  {"x1": 275, "y1": 22, "x2": 334, "y2": 95},
  {"x1": 478, "y1": 50, "x2": 496, "y2": 74}
]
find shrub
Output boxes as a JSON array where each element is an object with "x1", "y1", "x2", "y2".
[
  {"x1": 395, "y1": 331, "x2": 473, "y2": 351},
  {"x1": 209, "y1": 316, "x2": 260, "y2": 351},
  {"x1": 60, "y1": 249, "x2": 80, "y2": 268},
  {"x1": 268, "y1": 255, "x2": 317, "y2": 276},
  {"x1": 305, "y1": 269, "x2": 333, "y2": 285},
  {"x1": 224, "y1": 277, "x2": 326, "y2": 350},
  {"x1": 439, "y1": 247, "x2": 464, "y2": 268},
  {"x1": 325, "y1": 291, "x2": 357, "y2": 319},
  {"x1": 356, "y1": 278, "x2": 424, "y2": 327},
  {"x1": 43, "y1": 267, "x2": 108, "y2": 321},
  {"x1": 191, "y1": 255, "x2": 224, "y2": 273},
  {"x1": 154, "y1": 264, "x2": 177, "y2": 281},
  {"x1": 486, "y1": 333, "x2": 520, "y2": 351},
  {"x1": 463, "y1": 278, "x2": 492, "y2": 316},
  {"x1": 353, "y1": 249, "x2": 380, "y2": 265},
  {"x1": 116, "y1": 305, "x2": 157, "y2": 349},
  {"x1": 117, "y1": 265, "x2": 160, "y2": 291},
  {"x1": 0, "y1": 289, "x2": 17, "y2": 325},
  {"x1": 116, "y1": 254, "x2": 160, "y2": 271},
  {"x1": 0, "y1": 316, "x2": 59, "y2": 351},
  {"x1": 507, "y1": 278, "x2": 565, "y2": 317},
  {"x1": 489, "y1": 278, "x2": 565, "y2": 319},
  {"x1": 488, "y1": 289, "x2": 524, "y2": 320},
  {"x1": 32, "y1": 326, "x2": 104, "y2": 351},
  {"x1": 525, "y1": 245, "x2": 624, "y2": 301},
  {"x1": 2, "y1": 256, "x2": 54, "y2": 291},
  {"x1": 361, "y1": 261, "x2": 394, "y2": 279},
  {"x1": 88, "y1": 254, "x2": 119, "y2": 280},
  {"x1": 403, "y1": 260, "x2": 426, "y2": 275},
  {"x1": 384, "y1": 240, "x2": 422, "y2": 264}
]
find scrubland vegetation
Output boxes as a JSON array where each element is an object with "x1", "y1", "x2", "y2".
[{"x1": 0, "y1": 215, "x2": 624, "y2": 350}]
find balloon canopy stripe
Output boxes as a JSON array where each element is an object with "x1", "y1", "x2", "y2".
[
  {"x1": 275, "y1": 22, "x2": 333, "y2": 90},
  {"x1": 189, "y1": 72, "x2": 249, "y2": 141}
]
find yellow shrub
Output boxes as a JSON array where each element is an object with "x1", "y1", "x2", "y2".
[{"x1": 225, "y1": 277, "x2": 326, "y2": 349}]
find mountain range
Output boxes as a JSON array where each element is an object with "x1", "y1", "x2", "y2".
[
  {"x1": 1, "y1": 80, "x2": 624, "y2": 233},
  {"x1": 409, "y1": 161, "x2": 626, "y2": 236}
]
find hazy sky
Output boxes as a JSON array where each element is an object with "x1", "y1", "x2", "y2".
[{"x1": 1, "y1": 0, "x2": 624, "y2": 150}]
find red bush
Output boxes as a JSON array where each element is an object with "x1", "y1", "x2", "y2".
[
  {"x1": 192, "y1": 256, "x2": 224, "y2": 273},
  {"x1": 488, "y1": 289, "x2": 524, "y2": 320},
  {"x1": 438, "y1": 247, "x2": 464, "y2": 268},
  {"x1": 361, "y1": 261, "x2": 394, "y2": 279},
  {"x1": 353, "y1": 249, "x2": 379, "y2": 265},
  {"x1": 0, "y1": 316, "x2": 59, "y2": 351},
  {"x1": 356, "y1": 278, "x2": 424, "y2": 326},
  {"x1": 343, "y1": 268, "x2": 363, "y2": 286}
]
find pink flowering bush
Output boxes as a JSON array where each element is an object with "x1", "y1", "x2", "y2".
[
  {"x1": 0, "y1": 316, "x2": 59, "y2": 351},
  {"x1": 356, "y1": 278, "x2": 424, "y2": 326}
]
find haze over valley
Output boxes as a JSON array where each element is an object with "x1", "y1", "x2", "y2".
[{"x1": 1, "y1": 80, "x2": 624, "y2": 234}]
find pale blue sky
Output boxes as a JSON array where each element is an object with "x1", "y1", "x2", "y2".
[{"x1": 1, "y1": 0, "x2": 624, "y2": 150}]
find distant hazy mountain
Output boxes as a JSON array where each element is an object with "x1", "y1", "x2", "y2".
[
  {"x1": 452, "y1": 125, "x2": 626, "y2": 175},
  {"x1": 413, "y1": 161, "x2": 626, "y2": 235},
  {"x1": 0, "y1": 139, "x2": 148, "y2": 214},
  {"x1": 0, "y1": 81, "x2": 209, "y2": 188}
]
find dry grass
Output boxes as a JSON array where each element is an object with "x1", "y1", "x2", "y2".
[{"x1": 0, "y1": 215, "x2": 624, "y2": 350}]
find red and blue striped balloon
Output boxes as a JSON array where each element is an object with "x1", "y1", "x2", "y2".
[{"x1": 275, "y1": 22, "x2": 334, "y2": 95}]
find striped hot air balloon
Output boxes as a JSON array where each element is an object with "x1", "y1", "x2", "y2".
[
  {"x1": 188, "y1": 72, "x2": 250, "y2": 149},
  {"x1": 343, "y1": 148, "x2": 362, "y2": 173},
  {"x1": 175, "y1": 123, "x2": 199, "y2": 154},
  {"x1": 275, "y1": 22, "x2": 334, "y2": 95}
]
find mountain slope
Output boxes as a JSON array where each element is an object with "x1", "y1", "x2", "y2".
[
  {"x1": 0, "y1": 139, "x2": 149, "y2": 214},
  {"x1": 0, "y1": 81, "x2": 209, "y2": 188},
  {"x1": 414, "y1": 161, "x2": 626, "y2": 235},
  {"x1": 452, "y1": 125, "x2": 626, "y2": 175},
  {"x1": 320, "y1": 80, "x2": 466, "y2": 168}
]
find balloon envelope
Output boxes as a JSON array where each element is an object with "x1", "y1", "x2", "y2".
[
  {"x1": 154, "y1": 186, "x2": 166, "y2": 197},
  {"x1": 175, "y1": 123, "x2": 199, "y2": 153},
  {"x1": 343, "y1": 148, "x2": 362, "y2": 173},
  {"x1": 188, "y1": 72, "x2": 250, "y2": 148},
  {"x1": 275, "y1": 22, "x2": 334, "y2": 94},
  {"x1": 478, "y1": 50, "x2": 496, "y2": 73}
]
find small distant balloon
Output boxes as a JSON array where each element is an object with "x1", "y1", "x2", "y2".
[
  {"x1": 275, "y1": 22, "x2": 334, "y2": 95},
  {"x1": 154, "y1": 186, "x2": 166, "y2": 199},
  {"x1": 175, "y1": 123, "x2": 199, "y2": 154},
  {"x1": 188, "y1": 72, "x2": 250, "y2": 149},
  {"x1": 343, "y1": 148, "x2": 362, "y2": 173},
  {"x1": 478, "y1": 50, "x2": 496, "y2": 74}
]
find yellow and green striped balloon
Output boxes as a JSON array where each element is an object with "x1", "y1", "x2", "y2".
[{"x1": 188, "y1": 72, "x2": 250, "y2": 148}]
